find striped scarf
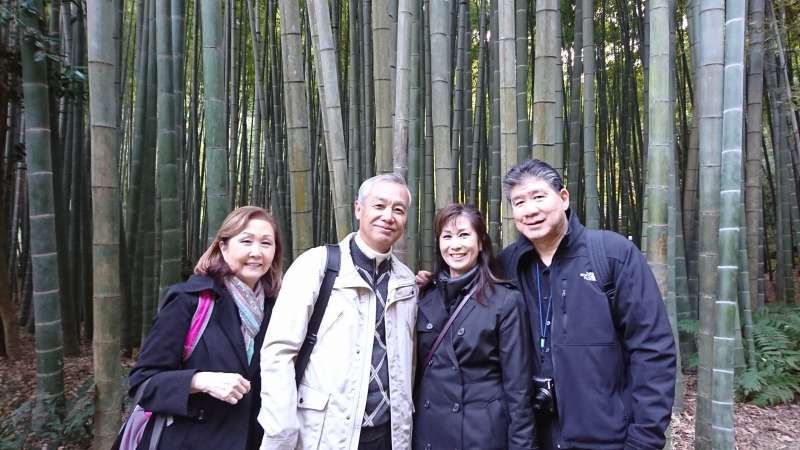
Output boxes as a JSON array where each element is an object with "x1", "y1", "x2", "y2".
[{"x1": 224, "y1": 276, "x2": 265, "y2": 364}]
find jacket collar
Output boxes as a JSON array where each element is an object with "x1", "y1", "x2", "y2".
[
  {"x1": 180, "y1": 275, "x2": 258, "y2": 371},
  {"x1": 335, "y1": 233, "x2": 414, "y2": 294}
]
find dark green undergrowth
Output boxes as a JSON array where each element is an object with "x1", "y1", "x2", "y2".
[
  {"x1": 0, "y1": 378, "x2": 94, "y2": 450},
  {"x1": 735, "y1": 305, "x2": 800, "y2": 406}
]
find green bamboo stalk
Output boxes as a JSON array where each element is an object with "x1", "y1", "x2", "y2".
[
  {"x1": 141, "y1": 0, "x2": 159, "y2": 337},
  {"x1": 373, "y1": 0, "x2": 394, "y2": 173},
  {"x1": 278, "y1": 0, "x2": 313, "y2": 256},
  {"x1": 713, "y1": 0, "x2": 746, "y2": 441},
  {"x1": 488, "y1": 0, "x2": 501, "y2": 249},
  {"x1": 499, "y1": 0, "x2": 516, "y2": 246},
  {"x1": 407, "y1": 0, "x2": 422, "y2": 270},
  {"x1": 422, "y1": 0, "x2": 434, "y2": 267},
  {"x1": 647, "y1": 0, "x2": 681, "y2": 425},
  {"x1": 582, "y1": 0, "x2": 599, "y2": 228},
  {"x1": 695, "y1": 0, "x2": 725, "y2": 446},
  {"x1": 430, "y1": 0, "x2": 453, "y2": 209},
  {"x1": 200, "y1": 0, "x2": 230, "y2": 245},
  {"x1": 514, "y1": 0, "x2": 529, "y2": 163},
  {"x1": 19, "y1": 0, "x2": 65, "y2": 440},
  {"x1": 745, "y1": 0, "x2": 766, "y2": 311},
  {"x1": 156, "y1": 0, "x2": 182, "y2": 294},
  {"x1": 308, "y1": 0, "x2": 351, "y2": 240},
  {"x1": 531, "y1": 0, "x2": 560, "y2": 168},
  {"x1": 567, "y1": 0, "x2": 583, "y2": 201},
  {"x1": 87, "y1": 0, "x2": 123, "y2": 445}
]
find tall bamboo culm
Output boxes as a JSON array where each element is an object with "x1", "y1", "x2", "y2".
[
  {"x1": 694, "y1": 0, "x2": 725, "y2": 446},
  {"x1": 19, "y1": 0, "x2": 65, "y2": 440}
]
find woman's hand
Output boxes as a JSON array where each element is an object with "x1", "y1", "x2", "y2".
[
  {"x1": 415, "y1": 270, "x2": 433, "y2": 287},
  {"x1": 191, "y1": 372, "x2": 251, "y2": 405}
]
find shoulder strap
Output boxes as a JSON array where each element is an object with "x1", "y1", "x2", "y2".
[
  {"x1": 422, "y1": 285, "x2": 478, "y2": 370},
  {"x1": 295, "y1": 244, "x2": 341, "y2": 386},
  {"x1": 182, "y1": 290, "x2": 214, "y2": 361},
  {"x1": 586, "y1": 230, "x2": 615, "y2": 301}
]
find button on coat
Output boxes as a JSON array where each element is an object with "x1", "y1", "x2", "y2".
[{"x1": 413, "y1": 281, "x2": 535, "y2": 450}]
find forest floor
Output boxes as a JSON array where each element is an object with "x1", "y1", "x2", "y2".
[{"x1": 1, "y1": 334, "x2": 799, "y2": 449}]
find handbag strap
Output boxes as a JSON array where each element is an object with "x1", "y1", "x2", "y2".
[
  {"x1": 422, "y1": 285, "x2": 477, "y2": 369},
  {"x1": 182, "y1": 290, "x2": 214, "y2": 361},
  {"x1": 295, "y1": 244, "x2": 341, "y2": 386}
]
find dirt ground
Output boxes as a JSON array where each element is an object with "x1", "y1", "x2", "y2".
[{"x1": 1, "y1": 334, "x2": 799, "y2": 449}]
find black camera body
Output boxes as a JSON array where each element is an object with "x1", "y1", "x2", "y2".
[{"x1": 532, "y1": 376, "x2": 556, "y2": 415}]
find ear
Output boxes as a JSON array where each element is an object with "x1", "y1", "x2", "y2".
[
  {"x1": 560, "y1": 188, "x2": 570, "y2": 211},
  {"x1": 354, "y1": 200, "x2": 363, "y2": 218}
]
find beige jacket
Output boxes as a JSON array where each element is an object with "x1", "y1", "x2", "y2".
[{"x1": 258, "y1": 233, "x2": 418, "y2": 450}]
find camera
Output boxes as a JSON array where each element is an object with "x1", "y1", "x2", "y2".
[{"x1": 532, "y1": 376, "x2": 555, "y2": 415}]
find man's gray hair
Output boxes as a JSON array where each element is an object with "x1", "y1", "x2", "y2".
[
  {"x1": 356, "y1": 173, "x2": 412, "y2": 205},
  {"x1": 502, "y1": 159, "x2": 565, "y2": 200}
]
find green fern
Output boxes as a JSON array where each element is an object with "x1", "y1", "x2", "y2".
[{"x1": 735, "y1": 305, "x2": 800, "y2": 406}]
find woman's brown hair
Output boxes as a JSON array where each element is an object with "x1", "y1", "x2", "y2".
[
  {"x1": 194, "y1": 206, "x2": 283, "y2": 297},
  {"x1": 432, "y1": 203, "x2": 503, "y2": 304}
]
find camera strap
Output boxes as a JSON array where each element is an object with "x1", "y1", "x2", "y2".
[{"x1": 422, "y1": 284, "x2": 478, "y2": 370}]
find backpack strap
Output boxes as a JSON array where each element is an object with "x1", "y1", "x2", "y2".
[
  {"x1": 295, "y1": 244, "x2": 341, "y2": 386},
  {"x1": 586, "y1": 229, "x2": 627, "y2": 341},
  {"x1": 182, "y1": 290, "x2": 214, "y2": 361},
  {"x1": 586, "y1": 229, "x2": 616, "y2": 301}
]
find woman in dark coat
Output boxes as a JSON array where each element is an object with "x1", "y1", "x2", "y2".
[
  {"x1": 129, "y1": 206, "x2": 283, "y2": 450},
  {"x1": 414, "y1": 204, "x2": 536, "y2": 450}
]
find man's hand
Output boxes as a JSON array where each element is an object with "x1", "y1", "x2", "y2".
[
  {"x1": 191, "y1": 371, "x2": 251, "y2": 405},
  {"x1": 415, "y1": 270, "x2": 433, "y2": 287}
]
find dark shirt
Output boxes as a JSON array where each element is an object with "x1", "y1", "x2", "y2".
[{"x1": 350, "y1": 240, "x2": 392, "y2": 429}]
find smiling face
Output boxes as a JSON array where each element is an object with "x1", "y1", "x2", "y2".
[
  {"x1": 354, "y1": 181, "x2": 410, "y2": 253},
  {"x1": 509, "y1": 176, "x2": 570, "y2": 245},
  {"x1": 438, "y1": 214, "x2": 481, "y2": 278},
  {"x1": 220, "y1": 218, "x2": 276, "y2": 289}
]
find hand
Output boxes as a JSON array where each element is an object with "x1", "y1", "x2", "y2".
[
  {"x1": 191, "y1": 372, "x2": 251, "y2": 405},
  {"x1": 415, "y1": 270, "x2": 433, "y2": 287}
]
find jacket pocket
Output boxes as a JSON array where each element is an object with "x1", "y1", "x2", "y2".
[
  {"x1": 554, "y1": 343, "x2": 628, "y2": 447},
  {"x1": 487, "y1": 398, "x2": 509, "y2": 449},
  {"x1": 297, "y1": 384, "x2": 329, "y2": 450}
]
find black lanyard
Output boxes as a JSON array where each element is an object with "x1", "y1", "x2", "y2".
[{"x1": 535, "y1": 263, "x2": 553, "y2": 351}]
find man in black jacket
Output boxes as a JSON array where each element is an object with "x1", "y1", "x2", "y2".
[{"x1": 497, "y1": 159, "x2": 676, "y2": 450}]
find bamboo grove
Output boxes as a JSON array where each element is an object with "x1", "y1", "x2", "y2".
[{"x1": 0, "y1": 0, "x2": 798, "y2": 448}]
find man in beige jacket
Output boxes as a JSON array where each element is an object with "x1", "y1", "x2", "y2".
[{"x1": 258, "y1": 173, "x2": 418, "y2": 450}]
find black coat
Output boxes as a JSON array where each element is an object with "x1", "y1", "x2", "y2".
[
  {"x1": 413, "y1": 277, "x2": 535, "y2": 450},
  {"x1": 498, "y1": 211, "x2": 676, "y2": 450},
  {"x1": 129, "y1": 275, "x2": 274, "y2": 450}
]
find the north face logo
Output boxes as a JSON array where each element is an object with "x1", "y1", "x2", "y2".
[{"x1": 580, "y1": 271, "x2": 597, "y2": 282}]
